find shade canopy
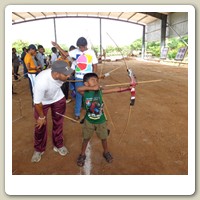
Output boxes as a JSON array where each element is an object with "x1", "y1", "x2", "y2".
[{"x1": 12, "y1": 12, "x2": 169, "y2": 25}]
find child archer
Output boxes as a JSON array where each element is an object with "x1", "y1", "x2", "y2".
[{"x1": 76, "y1": 72, "x2": 134, "y2": 167}]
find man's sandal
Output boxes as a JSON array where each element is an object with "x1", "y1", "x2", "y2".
[
  {"x1": 77, "y1": 154, "x2": 86, "y2": 167},
  {"x1": 103, "y1": 152, "x2": 113, "y2": 163}
]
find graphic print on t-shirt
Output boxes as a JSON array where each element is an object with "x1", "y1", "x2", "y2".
[
  {"x1": 85, "y1": 97, "x2": 103, "y2": 120},
  {"x1": 75, "y1": 54, "x2": 92, "y2": 73}
]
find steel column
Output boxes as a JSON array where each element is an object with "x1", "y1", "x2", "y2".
[
  {"x1": 161, "y1": 15, "x2": 167, "y2": 49},
  {"x1": 53, "y1": 18, "x2": 57, "y2": 43},
  {"x1": 100, "y1": 18, "x2": 102, "y2": 56},
  {"x1": 142, "y1": 25, "x2": 145, "y2": 59}
]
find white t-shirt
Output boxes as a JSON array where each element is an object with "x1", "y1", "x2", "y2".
[
  {"x1": 69, "y1": 48, "x2": 98, "y2": 79},
  {"x1": 33, "y1": 69, "x2": 64, "y2": 105},
  {"x1": 71, "y1": 60, "x2": 76, "y2": 70},
  {"x1": 36, "y1": 52, "x2": 45, "y2": 69},
  {"x1": 51, "y1": 52, "x2": 58, "y2": 64}
]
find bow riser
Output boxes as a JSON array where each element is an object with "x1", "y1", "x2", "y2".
[
  {"x1": 127, "y1": 68, "x2": 137, "y2": 106},
  {"x1": 130, "y1": 87, "x2": 136, "y2": 106}
]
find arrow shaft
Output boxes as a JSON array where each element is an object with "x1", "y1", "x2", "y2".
[
  {"x1": 56, "y1": 112, "x2": 80, "y2": 123},
  {"x1": 104, "y1": 79, "x2": 162, "y2": 87}
]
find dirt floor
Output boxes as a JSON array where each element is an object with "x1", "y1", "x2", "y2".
[{"x1": 12, "y1": 58, "x2": 188, "y2": 175}]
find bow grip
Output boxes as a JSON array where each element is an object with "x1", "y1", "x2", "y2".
[{"x1": 130, "y1": 87, "x2": 135, "y2": 106}]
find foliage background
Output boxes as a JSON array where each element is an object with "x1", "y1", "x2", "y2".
[{"x1": 12, "y1": 35, "x2": 188, "y2": 60}]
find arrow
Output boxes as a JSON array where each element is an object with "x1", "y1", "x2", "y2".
[
  {"x1": 104, "y1": 79, "x2": 162, "y2": 87},
  {"x1": 56, "y1": 112, "x2": 80, "y2": 123}
]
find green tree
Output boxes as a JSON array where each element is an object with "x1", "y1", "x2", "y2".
[
  {"x1": 43, "y1": 48, "x2": 51, "y2": 56},
  {"x1": 106, "y1": 45, "x2": 117, "y2": 56},
  {"x1": 59, "y1": 44, "x2": 69, "y2": 51},
  {"x1": 92, "y1": 45, "x2": 99, "y2": 55},
  {"x1": 12, "y1": 40, "x2": 29, "y2": 54},
  {"x1": 166, "y1": 35, "x2": 188, "y2": 59},
  {"x1": 121, "y1": 45, "x2": 132, "y2": 56},
  {"x1": 147, "y1": 41, "x2": 161, "y2": 57},
  {"x1": 129, "y1": 35, "x2": 188, "y2": 59},
  {"x1": 130, "y1": 38, "x2": 142, "y2": 51}
]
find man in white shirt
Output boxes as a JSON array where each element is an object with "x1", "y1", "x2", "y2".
[{"x1": 31, "y1": 60, "x2": 73, "y2": 163}]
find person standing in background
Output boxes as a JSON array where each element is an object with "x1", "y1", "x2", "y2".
[
  {"x1": 12, "y1": 48, "x2": 20, "y2": 80},
  {"x1": 24, "y1": 44, "x2": 41, "y2": 103},
  {"x1": 68, "y1": 45, "x2": 77, "y2": 99},
  {"x1": 51, "y1": 47, "x2": 58, "y2": 64},
  {"x1": 21, "y1": 47, "x2": 28, "y2": 78},
  {"x1": 36, "y1": 45, "x2": 46, "y2": 70},
  {"x1": 57, "y1": 51, "x2": 72, "y2": 104},
  {"x1": 51, "y1": 37, "x2": 98, "y2": 120}
]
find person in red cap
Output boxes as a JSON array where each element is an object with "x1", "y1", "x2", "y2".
[{"x1": 31, "y1": 60, "x2": 74, "y2": 163}]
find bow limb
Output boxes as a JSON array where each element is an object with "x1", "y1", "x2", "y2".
[
  {"x1": 106, "y1": 32, "x2": 129, "y2": 71},
  {"x1": 107, "y1": 32, "x2": 137, "y2": 106},
  {"x1": 98, "y1": 44, "x2": 117, "y2": 131},
  {"x1": 106, "y1": 33, "x2": 137, "y2": 144},
  {"x1": 117, "y1": 69, "x2": 138, "y2": 144}
]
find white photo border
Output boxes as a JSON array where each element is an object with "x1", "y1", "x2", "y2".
[{"x1": 5, "y1": 4, "x2": 195, "y2": 195}]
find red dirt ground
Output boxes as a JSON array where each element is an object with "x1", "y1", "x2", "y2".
[{"x1": 12, "y1": 58, "x2": 188, "y2": 175}]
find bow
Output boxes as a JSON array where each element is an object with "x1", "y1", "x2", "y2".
[
  {"x1": 106, "y1": 32, "x2": 137, "y2": 106},
  {"x1": 105, "y1": 33, "x2": 138, "y2": 143}
]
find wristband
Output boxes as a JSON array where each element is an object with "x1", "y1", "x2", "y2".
[{"x1": 38, "y1": 116, "x2": 46, "y2": 120}]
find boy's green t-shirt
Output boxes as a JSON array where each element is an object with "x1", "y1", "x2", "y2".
[{"x1": 83, "y1": 90, "x2": 106, "y2": 124}]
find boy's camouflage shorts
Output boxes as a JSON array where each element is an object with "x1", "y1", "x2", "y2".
[{"x1": 82, "y1": 120, "x2": 109, "y2": 140}]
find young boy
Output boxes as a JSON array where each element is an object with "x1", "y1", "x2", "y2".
[
  {"x1": 76, "y1": 73, "x2": 133, "y2": 167},
  {"x1": 36, "y1": 45, "x2": 46, "y2": 70}
]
